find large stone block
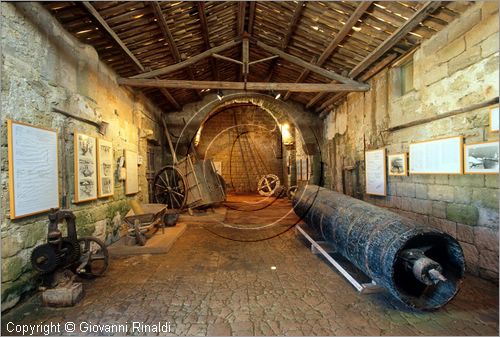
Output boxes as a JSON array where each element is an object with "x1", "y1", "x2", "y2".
[
  {"x1": 448, "y1": 175, "x2": 484, "y2": 188},
  {"x1": 428, "y1": 185, "x2": 454, "y2": 202},
  {"x1": 447, "y1": 7, "x2": 481, "y2": 43},
  {"x1": 410, "y1": 198, "x2": 432, "y2": 215},
  {"x1": 472, "y1": 188, "x2": 499, "y2": 210},
  {"x1": 460, "y1": 242, "x2": 479, "y2": 274},
  {"x1": 448, "y1": 45, "x2": 482, "y2": 75},
  {"x1": 457, "y1": 223, "x2": 475, "y2": 244},
  {"x1": 446, "y1": 203, "x2": 479, "y2": 226},
  {"x1": 454, "y1": 187, "x2": 472, "y2": 204},
  {"x1": 431, "y1": 201, "x2": 447, "y2": 219},
  {"x1": 424, "y1": 63, "x2": 448, "y2": 87},
  {"x1": 1, "y1": 255, "x2": 25, "y2": 282},
  {"x1": 415, "y1": 184, "x2": 427, "y2": 199},
  {"x1": 437, "y1": 37, "x2": 465, "y2": 63},
  {"x1": 481, "y1": 1, "x2": 500, "y2": 18},
  {"x1": 478, "y1": 207, "x2": 500, "y2": 228},
  {"x1": 485, "y1": 175, "x2": 499, "y2": 188},
  {"x1": 465, "y1": 12, "x2": 499, "y2": 47},
  {"x1": 1, "y1": 236, "x2": 23, "y2": 258},
  {"x1": 396, "y1": 182, "x2": 416, "y2": 198},
  {"x1": 474, "y1": 226, "x2": 499, "y2": 252},
  {"x1": 478, "y1": 249, "x2": 499, "y2": 272},
  {"x1": 429, "y1": 217, "x2": 457, "y2": 237}
]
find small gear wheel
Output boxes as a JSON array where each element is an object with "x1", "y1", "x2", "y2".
[
  {"x1": 257, "y1": 174, "x2": 280, "y2": 196},
  {"x1": 60, "y1": 238, "x2": 81, "y2": 267},
  {"x1": 31, "y1": 244, "x2": 60, "y2": 274}
]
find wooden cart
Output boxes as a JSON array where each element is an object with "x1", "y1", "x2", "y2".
[{"x1": 153, "y1": 120, "x2": 226, "y2": 210}]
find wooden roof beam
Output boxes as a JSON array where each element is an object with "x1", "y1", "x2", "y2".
[
  {"x1": 197, "y1": 1, "x2": 219, "y2": 81},
  {"x1": 247, "y1": 2, "x2": 256, "y2": 35},
  {"x1": 81, "y1": 2, "x2": 180, "y2": 110},
  {"x1": 307, "y1": 1, "x2": 442, "y2": 109},
  {"x1": 237, "y1": 1, "x2": 246, "y2": 36},
  {"x1": 254, "y1": 39, "x2": 365, "y2": 86},
  {"x1": 117, "y1": 78, "x2": 370, "y2": 92},
  {"x1": 130, "y1": 39, "x2": 241, "y2": 79},
  {"x1": 150, "y1": 1, "x2": 201, "y2": 98},
  {"x1": 284, "y1": 1, "x2": 371, "y2": 100},
  {"x1": 267, "y1": 1, "x2": 305, "y2": 82}
]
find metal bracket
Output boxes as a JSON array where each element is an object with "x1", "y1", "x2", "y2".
[{"x1": 295, "y1": 224, "x2": 384, "y2": 294}]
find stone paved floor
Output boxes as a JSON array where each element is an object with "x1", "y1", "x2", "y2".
[{"x1": 2, "y1": 197, "x2": 499, "y2": 336}]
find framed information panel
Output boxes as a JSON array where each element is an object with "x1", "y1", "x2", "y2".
[
  {"x1": 8, "y1": 120, "x2": 59, "y2": 219},
  {"x1": 409, "y1": 136, "x2": 463, "y2": 174},
  {"x1": 464, "y1": 141, "x2": 499, "y2": 174},
  {"x1": 125, "y1": 150, "x2": 139, "y2": 195},
  {"x1": 490, "y1": 106, "x2": 499, "y2": 132},
  {"x1": 74, "y1": 132, "x2": 97, "y2": 202},
  {"x1": 365, "y1": 148, "x2": 386, "y2": 196},
  {"x1": 97, "y1": 139, "x2": 114, "y2": 198}
]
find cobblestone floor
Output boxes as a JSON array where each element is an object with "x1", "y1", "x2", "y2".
[{"x1": 2, "y1": 198, "x2": 499, "y2": 336}]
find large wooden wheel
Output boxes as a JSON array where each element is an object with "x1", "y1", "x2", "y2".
[{"x1": 153, "y1": 165, "x2": 187, "y2": 209}]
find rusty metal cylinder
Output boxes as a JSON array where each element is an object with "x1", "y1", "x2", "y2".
[{"x1": 293, "y1": 185, "x2": 465, "y2": 310}]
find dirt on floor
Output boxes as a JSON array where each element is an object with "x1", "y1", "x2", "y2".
[{"x1": 2, "y1": 195, "x2": 498, "y2": 336}]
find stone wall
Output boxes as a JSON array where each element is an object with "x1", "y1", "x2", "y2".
[
  {"x1": 196, "y1": 105, "x2": 285, "y2": 192},
  {"x1": 1, "y1": 2, "x2": 166, "y2": 310},
  {"x1": 322, "y1": 2, "x2": 499, "y2": 281}
]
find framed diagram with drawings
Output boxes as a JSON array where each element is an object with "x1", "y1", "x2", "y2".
[
  {"x1": 365, "y1": 148, "x2": 386, "y2": 196},
  {"x1": 7, "y1": 120, "x2": 59, "y2": 219},
  {"x1": 74, "y1": 131, "x2": 97, "y2": 202}
]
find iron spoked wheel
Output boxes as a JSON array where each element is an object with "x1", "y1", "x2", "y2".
[
  {"x1": 153, "y1": 166, "x2": 187, "y2": 209},
  {"x1": 287, "y1": 185, "x2": 298, "y2": 200},
  {"x1": 257, "y1": 174, "x2": 281, "y2": 197},
  {"x1": 77, "y1": 237, "x2": 109, "y2": 278}
]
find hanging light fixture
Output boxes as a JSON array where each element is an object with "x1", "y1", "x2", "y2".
[
  {"x1": 275, "y1": 92, "x2": 281, "y2": 100},
  {"x1": 216, "y1": 90, "x2": 223, "y2": 101}
]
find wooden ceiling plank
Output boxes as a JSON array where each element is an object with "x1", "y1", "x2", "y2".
[
  {"x1": 150, "y1": 1, "x2": 201, "y2": 98},
  {"x1": 266, "y1": 1, "x2": 305, "y2": 82},
  {"x1": 255, "y1": 39, "x2": 363, "y2": 86},
  {"x1": 283, "y1": 2, "x2": 371, "y2": 100},
  {"x1": 307, "y1": 1, "x2": 441, "y2": 109},
  {"x1": 197, "y1": 1, "x2": 219, "y2": 80},
  {"x1": 349, "y1": 1, "x2": 442, "y2": 78},
  {"x1": 117, "y1": 78, "x2": 370, "y2": 92},
  {"x1": 130, "y1": 39, "x2": 240, "y2": 79},
  {"x1": 80, "y1": 2, "x2": 180, "y2": 110},
  {"x1": 82, "y1": 1, "x2": 144, "y2": 72}
]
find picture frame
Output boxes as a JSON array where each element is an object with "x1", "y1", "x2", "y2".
[
  {"x1": 409, "y1": 136, "x2": 463, "y2": 175},
  {"x1": 388, "y1": 153, "x2": 407, "y2": 176},
  {"x1": 125, "y1": 150, "x2": 139, "y2": 195},
  {"x1": 464, "y1": 140, "x2": 499, "y2": 174},
  {"x1": 365, "y1": 148, "x2": 387, "y2": 196},
  {"x1": 74, "y1": 132, "x2": 97, "y2": 202},
  {"x1": 97, "y1": 139, "x2": 114, "y2": 198},
  {"x1": 490, "y1": 106, "x2": 499, "y2": 132},
  {"x1": 7, "y1": 120, "x2": 60, "y2": 219}
]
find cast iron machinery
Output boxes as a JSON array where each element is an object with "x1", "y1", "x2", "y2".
[
  {"x1": 293, "y1": 185, "x2": 465, "y2": 310},
  {"x1": 31, "y1": 209, "x2": 109, "y2": 284}
]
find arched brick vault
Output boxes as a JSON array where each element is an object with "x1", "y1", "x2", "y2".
[{"x1": 165, "y1": 91, "x2": 324, "y2": 184}]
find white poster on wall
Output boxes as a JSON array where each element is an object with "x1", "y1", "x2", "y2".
[
  {"x1": 490, "y1": 106, "x2": 499, "y2": 132},
  {"x1": 125, "y1": 150, "x2": 139, "y2": 195},
  {"x1": 365, "y1": 148, "x2": 386, "y2": 196},
  {"x1": 8, "y1": 120, "x2": 60, "y2": 218},
  {"x1": 409, "y1": 136, "x2": 463, "y2": 174}
]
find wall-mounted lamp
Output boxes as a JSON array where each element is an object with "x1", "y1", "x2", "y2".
[
  {"x1": 275, "y1": 92, "x2": 281, "y2": 100},
  {"x1": 280, "y1": 123, "x2": 294, "y2": 146},
  {"x1": 216, "y1": 90, "x2": 223, "y2": 101}
]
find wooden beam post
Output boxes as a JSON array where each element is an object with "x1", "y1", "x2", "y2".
[{"x1": 117, "y1": 78, "x2": 370, "y2": 92}]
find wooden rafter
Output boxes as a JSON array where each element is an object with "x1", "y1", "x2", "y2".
[
  {"x1": 284, "y1": 1, "x2": 371, "y2": 100},
  {"x1": 130, "y1": 39, "x2": 241, "y2": 79},
  {"x1": 255, "y1": 39, "x2": 364, "y2": 86},
  {"x1": 117, "y1": 78, "x2": 370, "y2": 92},
  {"x1": 81, "y1": 1, "x2": 180, "y2": 110},
  {"x1": 307, "y1": 1, "x2": 442, "y2": 109},
  {"x1": 267, "y1": 1, "x2": 305, "y2": 83},
  {"x1": 197, "y1": 1, "x2": 219, "y2": 81},
  {"x1": 247, "y1": 2, "x2": 256, "y2": 35},
  {"x1": 237, "y1": 1, "x2": 246, "y2": 36},
  {"x1": 150, "y1": 1, "x2": 201, "y2": 98}
]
